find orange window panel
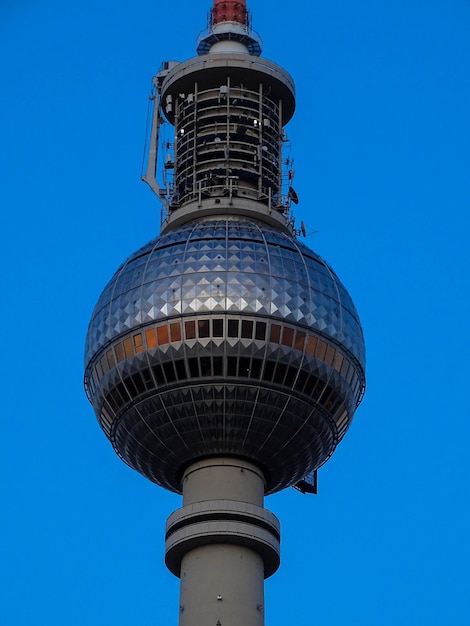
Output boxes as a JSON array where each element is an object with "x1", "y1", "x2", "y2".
[
  {"x1": 145, "y1": 328, "x2": 157, "y2": 349},
  {"x1": 157, "y1": 325, "x2": 169, "y2": 345},
  {"x1": 325, "y1": 345, "x2": 335, "y2": 365},
  {"x1": 281, "y1": 327, "x2": 294, "y2": 347},
  {"x1": 294, "y1": 330, "x2": 306, "y2": 350},
  {"x1": 123, "y1": 337, "x2": 134, "y2": 358},
  {"x1": 316, "y1": 340, "x2": 327, "y2": 360},
  {"x1": 306, "y1": 335, "x2": 317, "y2": 356},
  {"x1": 133, "y1": 333, "x2": 144, "y2": 353},
  {"x1": 170, "y1": 322, "x2": 182, "y2": 342},
  {"x1": 270, "y1": 324, "x2": 281, "y2": 343},
  {"x1": 334, "y1": 352, "x2": 344, "y2": 372},
  {"x1": 106, "y1": 349, "x2": 116, "y2": 369},
  {"x1": 185, "y1": 320, "x2": 196, "y2": 340},
  {"x1": 115, "y1": 342, "x2": 125, "y2": 363}
]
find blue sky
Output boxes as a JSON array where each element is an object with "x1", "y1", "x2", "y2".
[{"x1": 1, "y1": 1, "x2": 469, "y2": 624}]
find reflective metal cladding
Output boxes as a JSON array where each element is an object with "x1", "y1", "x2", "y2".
[
  {"x1": 84, "y1": 0, "x2": 365, "y2": 498},
  {"x1": 84, "y1": 219, "x2": 365, "y2": 494}
]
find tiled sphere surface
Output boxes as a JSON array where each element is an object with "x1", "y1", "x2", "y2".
[{"x1": 85, "y1": 218, "x2": 365, "y2": 493}]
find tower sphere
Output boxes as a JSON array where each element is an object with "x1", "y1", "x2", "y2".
[{"x1": 84, "y1": 217, "x2": 365, "y2": 494}]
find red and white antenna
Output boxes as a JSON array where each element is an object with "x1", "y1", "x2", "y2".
[
  {"x1": 196, "y1": 0, "x2": 261, "y2": 56},
  {"x1": 212, "y1": 0, "x2": 248, "y2": 26}
]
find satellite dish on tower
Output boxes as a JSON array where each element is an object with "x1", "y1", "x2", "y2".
[{"x1": 300, "y1": 221, "x2": 307, "y2": 237}]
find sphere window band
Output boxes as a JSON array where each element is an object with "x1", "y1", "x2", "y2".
[{"x1": 85, "y1": 315, "x2": 364, "y2": 438}]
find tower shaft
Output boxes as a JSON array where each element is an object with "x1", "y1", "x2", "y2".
[{"x1": 165, "y1": 459, "x2": 280, "y2": 626}]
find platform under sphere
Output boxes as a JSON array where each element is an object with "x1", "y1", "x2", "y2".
[{"x1": 84, "y1": 218, "x2": 365, "y2": 493}]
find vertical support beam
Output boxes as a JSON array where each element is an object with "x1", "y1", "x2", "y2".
[
  {"x1": 192, "y1": 82, "x2": 198, "y2": 197},
  {"x1": 257, "y1": 82, "x2": 263, "y2": 196},
  {"x1": 278, "y1": 97, "x2": 283, "y2": 205}
]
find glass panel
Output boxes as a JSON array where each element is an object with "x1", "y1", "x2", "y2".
[
  {"x1": 133, "y1": 333, "x2": 144, "y2": 353},
  {"x1": 188, "y1": 358, "x2": 200, "y2": 377},
  {"x1": 213, "y1": 356, "x2": 223, "y2": 375},
  {"x1": 228, "y1": 319, "x2": 239, "y2": 337},
  {"x1": 170, "y1": 322, "x2": 182, "y2": 342},
  {"x1": 116, "y1": 381, "x2": 128, "y2": 402},
  {"x1": 334, "y1": 353, "x2": 344, "y2": 372},
  {"x1": 131, "y1": 372, "x2": 146, "y2": 394},
  {"x1": 152, "y1": 363, "x2": 165, "y2": 385},
  {"x1": 294, "y1": 330, "x2": 306, "y2": 350},
  {"x1": 325, "y1": 345, "x2": 335, "y2": 365},
  {"x1": 174, "y1": 360, "x2": 187, "y2": 380},
  {"x1": 308, "y1": 375, "x2": 321, "y2": 400},
  {"x1": 284, "y1": 365, "x2": 296, "y2": 387},
  {"x1": 351, "y1": 373, "x2": 359, "y2": 394},
  {"x1": 123, "y1": 338, "x2": 134, "y2": 358},
  {"x1": 270, "y1": 324, "x2": 281, "y2": 343},
  {"x1": 316, "y1": 340, "x2": 327, "y2": 360},
  {"x1": 255, "y1": 321, "x2": 266, "y2": 340},
  {"x1": 340, "y1": 358, "x2": 350, "y2": 379},
  {"x1": 262, "y1": 360, "x2": 275, "y2": 381},
  {"x1": 124, "y1": 375, "x2": 138, "y2": 397},
  {"x1": 101, "y1": 408, "x2": 113, "y2": 429},
  {"x1": 141, "y1": 367, "x2": 154, "y2": 389},
  {"x1": 273, "y1": 362, "x2": 287, "y2": 384},
  {"x1": 106, "y1": 350, "x2": 116, "y2": 369},
  {"x1": 251, "y1": 358, "x2": 262, "y2": 378},
  {"x1": 294, "y1": 370, "x2": 308, "y2": 392},
  {"x1": 281, "y1": 327, "x2": 294, "y2": 347},
  {"x1": 212, "y1": 318, "x2": 224, "y2": 337},
  {"x1": 157, "y1": 325, "x2": 169, "y2": 345},
  {"x1": 198, "y1": 319, "x2": 210, "y2": 338},
  {"x1": 185, "y1": 320, "x2": 196, "y2": 340},
  {"x1": 163, "y1": 361, "x2": 176, "y2": 383},
  {"x1": 95, "y1": 360, "x2": 104, "y2": 379},
  {"x1": 227, "y1": 356, "x2": 237, "y2": 376},
  {"x1": 306, "y1": 336, "x2": 317, "y2": 356},
  {"x1": 91, "y1": 368, "x2": 99, "y2": 390},
  {"x1": 200, "y1": 356, "x2": 212, "y2": 376},
  {"x1": 145, "y1": 328, "x2": 157, "y2": 349},
  {"x1": 239, "y1": 357, "x2": 251, "y2": 376},
  {"x1": 241, "y1": 320, "x2": 253, "y2": 338},
  {"x1": 336, "y1": 409, "x2": 349, "y2": 433},
  {"x1": 114, "y1": 342, "x2": 125, "y2": 363},
  {"x1": 100, "y1": 354, "x2": 109, "y2": 374},
  {"x1": 105, "y1": 392, "x2": 119, "y2": 413}
]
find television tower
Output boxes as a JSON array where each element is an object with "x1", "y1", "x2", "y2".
[{"x1": 84, "y1": 1, "x2": 366, "y2": 624}]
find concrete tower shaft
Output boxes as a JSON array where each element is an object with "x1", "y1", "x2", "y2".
[{"x1": 166, "y1": 458, "x2": 279, "y2": 626}]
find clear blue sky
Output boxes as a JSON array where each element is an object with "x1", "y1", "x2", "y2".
[{"x1": 2, "y1": 1, "x2": 469, "y2": 624}]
